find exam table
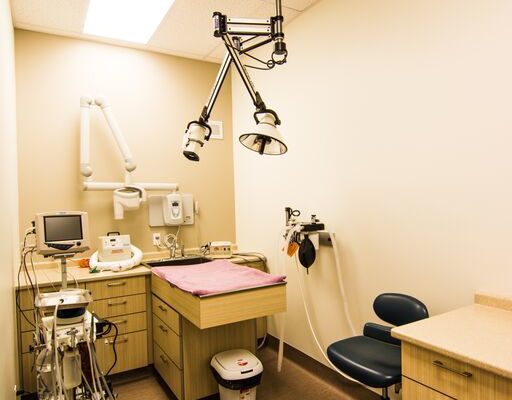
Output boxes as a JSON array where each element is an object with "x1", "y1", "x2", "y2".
[{"x1": 148, "y1": 257, "x2": 287, "y2": 400}]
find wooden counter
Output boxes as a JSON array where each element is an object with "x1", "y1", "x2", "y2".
[
  {"x1": 392, "y1": 292, "x2": 512, "y2": 399},
  {"x1": 150, "y1": 257, "x2": 287, "y2": 400},
  {"x1": 152, "y1": 273, "x2": 286, "y2": 329}
]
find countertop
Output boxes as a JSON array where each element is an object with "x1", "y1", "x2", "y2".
[
  {"x1": 17, "y1": 253, "x2": 265, "y2": 289},
  {"x1": 18, "y1": 264, "x2": 152, "y2": 289},
  {"x1": 392, "y1": 292, "x2": 512, "y2": 380}
]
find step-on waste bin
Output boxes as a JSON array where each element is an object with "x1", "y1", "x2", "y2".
[{"x1": 211, "y1": 349, "x2": 263, "y2": 400}]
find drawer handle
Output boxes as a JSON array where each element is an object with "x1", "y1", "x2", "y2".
[
  {"x1": 110, "y1": 319, "x2": 127, "y2": 325},
  {"x1": 159, "y1": 325, "x2": 168, "y2": 333},
  {"x1": 160, "y1": 354, "x2": 169, "y2": 364},
  {"x1": 432, "y1": 360, "x2": 473, "y2": 378},
  {"x1": 107, "y1": 281, "x2": 126, "y2": 287},
  {"x1": 105, "y1": 337, "x2": 128, "y2": 345},
  {"x1": 108, "y1": 300, "x2": 127, "y2": 306},
  {"x1": 158, "y1": 305, "x2": 167, "y2": 312}
]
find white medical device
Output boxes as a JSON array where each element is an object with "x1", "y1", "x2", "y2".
[
  {"x1": 89, "y1": 232, "x2": 143, "y2": 272},
  {"x1": 148, "y1": 193, "x2": 197, "y2": 227},
  {"x1": 35, "y1": 211, "x2": 90, "y2": 256},
  {"x1": 209, "y1": 241, "x2": 233, "y2": 259},
  {"x1": 79, "y1": 96, "x2": 179, "y2": 220},
  {"x1": 113, "y1": 186, "x2": 146, "y2": 220},
  {"x1": 163, "y1": 192, "x2": 184, "y2": 225},
  {"x1": 98, "y1": 232, "x2": 132, "y2": 262}
]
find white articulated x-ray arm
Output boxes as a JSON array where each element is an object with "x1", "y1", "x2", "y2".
[{"x1": 80, "y1": 96, "x2": 179, "y2": 219}]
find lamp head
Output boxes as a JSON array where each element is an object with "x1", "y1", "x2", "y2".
[
  {"x1": 182, "y1": 121, "x2": 211, "y2": 162},
  {"x1": 239, "y1": 111, "x2": 287, "y2": 156}
]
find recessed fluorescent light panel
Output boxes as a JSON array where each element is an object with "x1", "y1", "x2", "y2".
[{"x1": 84, "y1": 0, "x2": 174, "y2": 44}]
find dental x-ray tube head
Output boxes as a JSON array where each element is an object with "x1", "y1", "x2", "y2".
[
  {"x1": 239, "y1": 111, "x2": 287, "y2": 155},
  {"x1": 182, "y1": 121, "x2": 212, "y2": 162}
]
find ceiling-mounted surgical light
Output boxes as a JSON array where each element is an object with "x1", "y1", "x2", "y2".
[
  {"x1": 182, "y1": 0, "x2": 288, "y2": 161},
  {"x1": 240, "y1": 111, "x2": 287, "y2": 155},
  {"x1": 182, "y1": 121, "x2": 211, "y2": 162}
]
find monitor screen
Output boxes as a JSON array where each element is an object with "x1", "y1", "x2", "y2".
[{"x1": 44, "y1": 215, "x2": 83, "y2": 242}]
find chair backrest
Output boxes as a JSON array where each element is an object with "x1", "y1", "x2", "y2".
[{"x1": 373, "y1": 293, "x2": 428, "y2": 326}]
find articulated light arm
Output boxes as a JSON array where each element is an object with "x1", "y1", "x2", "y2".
[{"x1": 182, "y1": 0, "x2": 288, "y2": 161}]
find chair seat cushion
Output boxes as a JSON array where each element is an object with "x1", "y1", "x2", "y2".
[{"x1": 327, "y1": 336, "x2": 401, "y2": 388}]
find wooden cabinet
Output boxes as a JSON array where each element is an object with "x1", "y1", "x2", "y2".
[
  {"x1": 403, "y1": 377, "x2": 454, "y2": 399},
  {"x1": 87, "y1": 275, "x2": 149, "y2": 375},
  {"x1": 151, "y1": 292, "x2": 257, "y2": 400},
  {"x1": 151, "y1": 258, "x2": 284, "y2": 400},
  {"x1": 402, "y1": 342, "x2": 512, "y2": 399},
  {"x1": 16, "y1": 274, "x2": 150, "y2": 393},
  {"x1": 95, "y1": 330, "x2": 148, "y2": 375},
  {"x1": 154, "y1": 342, "x2": 183, "y2": 399},
  {"x1": 153, "y1": 312, "x2": 182, "y2": 368}
]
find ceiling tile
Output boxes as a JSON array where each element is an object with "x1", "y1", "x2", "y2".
[
  {"x1": 205, "y1": 43, "x2": 228, "y2": 61},
  {"x1": 262, "y1": 0, "x2": 320, "y2": 12},
  {"x1": 255, "y1": 2, "x2": 300, "y2": 25},
  {"x1": 150, "y1": 0, "x2": 265, "y2": 57},
  {"x1": 202, "y1": 1, "x2": 300, "y2": 61},
  {"x1": 11, "y1": 0, "x2": 88, "y2": 33},
  {"x1": 10, "y1": 0, "x2": 321, "y2": 62}
]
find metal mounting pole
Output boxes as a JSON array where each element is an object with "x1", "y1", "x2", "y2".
[
  {"x1": 222, "y1": 34, "x2": 266, "y2": 110},
  {"x1": 202, "y1": 51, "x2": 232, "y2": 122},
  {"x1": 53, "y1": 253, "x2": 75, "y2": 290}
]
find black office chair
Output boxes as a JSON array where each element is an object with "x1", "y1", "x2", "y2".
[{"x1": 327, "y1": 293, "x2": 428, "y2": 399}]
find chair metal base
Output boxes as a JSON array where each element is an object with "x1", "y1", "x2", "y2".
[{"x1": 381, "y1": 387, "x2": 389, "y2": 400}]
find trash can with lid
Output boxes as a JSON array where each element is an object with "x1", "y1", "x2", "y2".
[{"x1": 210, "y1": 349, "x2": 263, "y2": 400}]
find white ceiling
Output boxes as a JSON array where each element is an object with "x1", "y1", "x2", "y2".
[{"x1": 11, "y1": 0, "x2": 320, "y2": 63}]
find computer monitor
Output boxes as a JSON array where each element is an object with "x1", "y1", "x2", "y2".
[{"x1": 35, "y1": 211, "x2": 90, "y2": 256}]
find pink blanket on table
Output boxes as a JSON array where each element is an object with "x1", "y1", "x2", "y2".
[{"x1": 152, "y1": 259, "x2": 286, "y2": 296}]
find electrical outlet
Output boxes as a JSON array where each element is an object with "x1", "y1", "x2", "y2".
[{"x1": 153, "y1": 233, "x2": 161, "y2": 246}]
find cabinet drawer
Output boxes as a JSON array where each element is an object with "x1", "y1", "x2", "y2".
[
  {"x1": 154, "y1": 343, "x2": 183, "y2": 400},
  {"x1": 402, "y1": 343, "x2": 495, "y2": 399},
  {"x1": 22, "y1": 352, "x2": 37, "y2": 393},
  {"x1": 19, "y1": 284, "x2": 85, "y2": 311},
  {"x1": 96, "y1": 330, "x2": 148, "y2": 375},
  {"x1": 496, "y1": 375, "x2": 512, "y2": 400},
  {"x1": 153, "y1": 314, "x2": 182, "y2": 368},
  {"x1": 106, "y1": 311, "x2": 147, "y2": 336},
  {"x1": 152, "y1": 294, "x2": 180, "y2": 335},
  {"x1": 86, "y1": 276, "x2": 145, "y2": 300},
  {"x1": 403, "y1": 377, "x2": 454, "y2": 399},
  {"x1": 89, "y1": 294, "x2": 146, "y2": 318}
]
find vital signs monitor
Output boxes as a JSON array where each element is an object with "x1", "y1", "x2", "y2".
[{"x1": 35, "y1": 211, "x2": 90, "y2": 256}]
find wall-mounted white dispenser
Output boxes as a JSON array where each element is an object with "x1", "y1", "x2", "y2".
[
  {"x1": 148, "y1": 193, "x2": 196, "y2": 227},
  {"x1": 163, "y1": 192, "x2": 184, "y2": 225}
]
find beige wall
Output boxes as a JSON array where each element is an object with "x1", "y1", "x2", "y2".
[
  {"x1": 15, "y1": 30, "x2": 236, "y2": 260},
  {"x1": 0, "y1": 0, "x2": 19, "y2": 397},
  {"x1": 232, "y1": 0, "x2": 512, "y2": 381}
]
